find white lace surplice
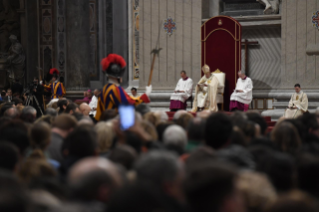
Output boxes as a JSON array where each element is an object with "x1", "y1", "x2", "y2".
[{"x1": 170, "y1": 78, "x2": 193, "y2": 103}]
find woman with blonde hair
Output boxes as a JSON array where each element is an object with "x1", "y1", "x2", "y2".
[
  {"x1": 143, "y1": 112, "x2": 161, "y2": 127},
  {"x1": 95, "y1": 121, "x2": 116, "y2": 157},
  {"x1": 19, "y1": 159, "x2": 57, "y2": 184},
  {"x1": 140, "y1": 120, "x2": 158, "y2": 141}
]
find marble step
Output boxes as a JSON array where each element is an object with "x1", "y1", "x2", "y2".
[
  {"x1": 149, "y1": 101, "x2": 192, "y2": 108},
  {"x1": 65, "y1": 91, "x2": 85, "y2": 99},
  {"x1": 262, "y1": 109, "x2": 318, "y2": 121},
  {"x1": 273, "y1": 102, "x2": 319, "y2": 109}
]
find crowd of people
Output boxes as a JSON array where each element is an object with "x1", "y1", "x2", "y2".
[{"x1": 1, "y1": 89, "x2": 319, "y2": 212}]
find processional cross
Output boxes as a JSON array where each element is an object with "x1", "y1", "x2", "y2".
[
  {"x1": 148, "y1": 21, "x2": 163, "y2": 86},
  {"x1": 241, "y1": 39, "x2": 259, "y2": 75}
]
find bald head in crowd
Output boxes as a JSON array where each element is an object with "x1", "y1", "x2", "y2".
[
  {"x1": 68, "y1": 157, "x2": 122, "y2": 203},
  {"x1": 80, "y1": 103, "x2": 91, "y2": 116},
  {"x1": 4, "y1": 107, "x2": 19, "y2": 119}
]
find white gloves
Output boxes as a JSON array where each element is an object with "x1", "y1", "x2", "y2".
[{"x1": 146, "y1": 85, "x2": 152, "y2": 96}]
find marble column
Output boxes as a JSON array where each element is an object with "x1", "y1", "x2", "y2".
[
  {"x1": 209, "y1": 0, "x2": 222, "y2": 17},
  {"x1": 65, "y1": 0, "x2": 91, "y2": 90},
  {"x1": 25, "y1": 0, "x2": 39, "y2": 84},
  {"x1": 113, "y1": 0, "x2": 129, "y2": 88},
  {"x1": 202, "y1": 0, "x2": 210, "y2": 19}
]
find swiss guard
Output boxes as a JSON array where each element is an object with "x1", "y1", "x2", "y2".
[
  {"x1": 44, "y1": 68, "x2": 66, "y2": 100},
  {"x1": 95, "y1": 54, "x2": 151, "y2": 121}
]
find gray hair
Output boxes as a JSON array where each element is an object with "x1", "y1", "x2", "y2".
[
  {"x1": 239, "y1": 70, "x2": 246, "y2": 75},
  {"x1": 134, "y1": 151, "x2": 182, "y2": 184},
  {"x1": 153, "y1": 110, "x2": 169, "y2": 122},
  {"x1": 45, "y1": 108, "x2": 58, "y2": 117},
  {"x1": 135, "y1": 103, "x2": 151, "y2": 116},
  {"x1": 173, "y1": 110, "x2": 187, "y2": 120},
  {"x1": 163, "y1": 125, "x2": 188, "y2": 149},
  {"x1": 4, "y1": 107, "x2": 19, "y2": 119},
  {"x1": 22, "y1": 106, "x2": 37, "y2": 116}
]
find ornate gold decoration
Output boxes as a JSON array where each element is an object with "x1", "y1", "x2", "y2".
[
  {"x1": 296, "y1": 95, "x2": 299, "y2": 101},
  {"x1": 202, "y1": 28, "x2": 240, "y2": 42},
  {"x1": 213, "y1": 69, "x2": 222, "y2": 73},
  {"x1": 201, "y1": 15, "x2": 241, "y2": 28},
  {"x1": 218, "y1": 19, "x2": 223, "y2": 26}
]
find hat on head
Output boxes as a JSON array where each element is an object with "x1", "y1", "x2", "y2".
[
  {"x1": 46, "y1": 68, "x2": 60, "y2": 82},
  {"x1": 101, "y1": 54, "x2": 126, "y2": 79},
  {"x1": 202, "y1": 64, "x2": 210, "y2": 74}
]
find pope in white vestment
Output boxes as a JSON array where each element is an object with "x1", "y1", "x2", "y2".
[
  {"x1": 230, "y1": 71, "x2": 253, "y2": 111},
  {"x1": 170, "y1": 71, "x2": 193, "y2": 111},
  {"x1": 284, "y1": 84, "x2": 308, "y2": 119},
  {"x1": 192, "y1": 65, "x2": 219, "y2": 112}
]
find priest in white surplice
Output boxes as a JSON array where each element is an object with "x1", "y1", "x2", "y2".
[
  {"x1": 230, "y1": 70, "x2": 253, "y2": 111},
  {"x1": 192, "y1": 65, "x2": 219, "y2": 112},
  {"x1": 284, "y1": 84, "x2": 308, "y2": 119},
  {"x1": 169, "y1": 70, "x2": 193, "y2": 111}
]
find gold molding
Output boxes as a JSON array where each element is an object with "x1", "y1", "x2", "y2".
[
  {"x1": 201, "y1": 15, "x2": 241, "y2": 28},
  {"x1": 201, "y1": 28, "x2": 240, "y2": 42}
]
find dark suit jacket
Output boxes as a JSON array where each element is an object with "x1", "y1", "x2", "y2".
[
  {"x1": 2, "y1": 96, "x2": 13, "y2": 102},
  {"x1": 33, "y1": 84, "x2": 44, "y2": 105}
]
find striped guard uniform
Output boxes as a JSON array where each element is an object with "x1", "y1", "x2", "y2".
[
  {"x1": 44, "y1": 81, "x2": 66, "y2": 99},
  {"x1": 95, "y1": 83, "x2": 150, "y2": 121}
]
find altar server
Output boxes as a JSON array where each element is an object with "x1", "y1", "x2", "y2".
[
  {"x1": 169, "y1": 70, "x2": 193, "y2": 111},
  {"x1": 230, "y1": 70, "x2": 253, "y2": 111}
]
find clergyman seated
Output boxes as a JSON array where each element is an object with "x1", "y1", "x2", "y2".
[
  {"x1": 284, "y1": 84, "x2": 308, "y2": 119},
  {"x1": 169, "y1": 70, "x2": 193, "y2": 111},
  {"x1": 192, "y1": 65, "x2": 219, "y2": 112},
  {"x1": 229, "y1": 70, "x2": 253, "y2": 112}
]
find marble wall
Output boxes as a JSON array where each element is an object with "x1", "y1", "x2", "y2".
[
  {"x1": 241, "y1": 27, "x2": 281, "y2": 90},
  {"x1": 281, "y1": 0, "x2": 319, "y2": 89},
  {"x1": 138, "y1": 0, "x2": 202, "y2": 90}
]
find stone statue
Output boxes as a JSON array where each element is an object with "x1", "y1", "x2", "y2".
[
  {"x1": 6, "y1": 35, "x2": 25, "y2": 81},
  {"x1": 257, "y1": 0, "x2": 280, "y2": 14},
  {"x1": 0, "y1": 0, "x2": 20, "y2": 53}
]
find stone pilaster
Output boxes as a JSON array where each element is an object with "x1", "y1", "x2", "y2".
[{"x1": 65, "y1": 0, "x2": 91, "y2": 90}]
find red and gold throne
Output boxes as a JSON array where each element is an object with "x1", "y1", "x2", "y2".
[{"x1": 201, "y1": 16, "x2": 242, "y2": 111}]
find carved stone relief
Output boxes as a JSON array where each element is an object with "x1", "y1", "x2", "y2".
[
  {"x1": 0, "y1": 0, "x2": 24, "y2": 84},
  {"x1": 0, "y1": 0, "x2": 20, "y2": 54},
  {"x1": 257, "y1": 0, "x2": 280, "y2": 14},
  {"x1": 39, "y1": 1, "x2": 54, "y2": 75},
  {"x1": 56, "y1": 0, "x2": 66, "y2": 73}
]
